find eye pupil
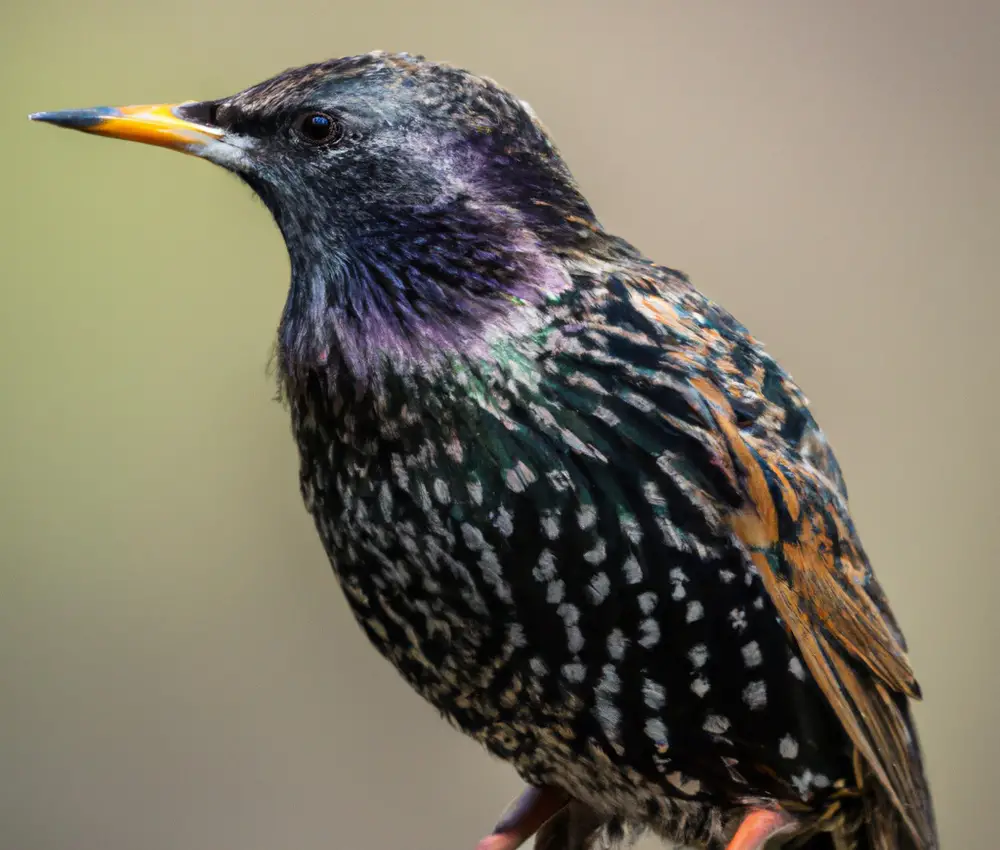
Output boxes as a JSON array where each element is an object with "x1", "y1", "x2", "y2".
[
  {"x1": 307, "y1": 115, "x2": 328, "y2": 133},
  {"x1": 297, "y1": 112, "x2": 340, "y2": 144}
]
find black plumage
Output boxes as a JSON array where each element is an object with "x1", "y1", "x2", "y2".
[{"x1": 31, "y1": 51, "x2": 937, "y2": 850}]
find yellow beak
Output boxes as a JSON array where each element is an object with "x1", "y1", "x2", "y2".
[{"x1": 29, "y1": 102, "x2": 223, "y2": 154}]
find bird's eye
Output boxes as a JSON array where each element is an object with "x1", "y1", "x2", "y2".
[{"x1": 293, "y1": 111, "x2": 343, "y2": 146}]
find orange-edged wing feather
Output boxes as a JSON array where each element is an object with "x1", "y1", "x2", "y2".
[{"x1": 626, "y1": 278, "x2": 936, "y2": 849}]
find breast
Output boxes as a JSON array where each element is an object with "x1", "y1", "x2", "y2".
[{"x1": 287, "y1": 365, "x2": 854, "y2": 816}]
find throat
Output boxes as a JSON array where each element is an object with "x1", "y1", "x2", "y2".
[{"x1": 274, "y1": 200, "x2": 572, "y2": 391}]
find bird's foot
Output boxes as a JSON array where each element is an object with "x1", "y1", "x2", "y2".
[
  {"x1": 725, "y1": 807, "x2": 797, "y2": 850},
  {"x1": 475, "y1": 785, "x2": 569, "y2": 850}
]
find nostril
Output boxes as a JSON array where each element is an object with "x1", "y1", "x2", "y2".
[{"x1": 175, "y1": 100, "x2": 219, "y2": 127}]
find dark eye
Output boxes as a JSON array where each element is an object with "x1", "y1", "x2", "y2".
[{"x1": 293, "y1": 111, "x2": 343, "y2": 145}]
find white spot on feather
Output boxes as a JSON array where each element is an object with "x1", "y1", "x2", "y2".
[
  {"x1": 686, "y1": 601, "x2": 704, "y2": 623},
  {"x1": 644, "y1": 717, "x2": 668, "y2": 746},
  {"x1": 506, "y1": 623, "x2": 526, "y2": 649},
  {"x1": 779, "y1": 735, "x2": 799, "y2": 759},
  {"x1": 607, "y1": 629, "x2": 627, "y2": 660},
  {"x1": 743, "y1": 680, "x2": 767, "y2": 709},
  {"x1": 461, "y1": 523, "x2": 485, "y2": 550},
  {"x1": 689, "y1": 644, "x2": 709, "y2": 668},
  {"x1": 467, "y1": 480, "x2": 483, "y2": 505},
  {"x1": 789, "y1": 656, "x2": 806, "y2": 681},
  {"x1": 505, "y1": 461, "x2": 536, "y2": 492},
  {"x1": 639, "y1": 618, "x2": 660, "y2": 648},
  {"x1": 619, "y1": 513, "x2": 642, "y2": 543},
  {"x1": 546, "y1": 469, "x2": 572, "y2": 492},
  {"x1": 534, "y1": 549, "x2": 556, "y2": 581},
  {"x1": 642, "y1": 679, "x2": 666, "y2": 710},
  {"x1": 541, "y1": 512, "x2": 561, "y2": 540},
  {"x1": 741, "y1": 641, "x2": 762, "y2": 668},
  {"x1": 494, "y1": 506, "x2": 514, "y2": 537},
  {"x1": 546, "y1": 579, "x2": 565, "y2": 604},
  {"x1": 433, "y1": 478, "x2": 450, "y2": 504},
  {"x1": 587, "y1": 572, "x2": 611, "y2": 605},
  {"x1": 623, "y1": 555, "x2": 643, "y2": 584},
  {"x1": 584, "y1": 538, "x2": 607, "y2": 564},
  {"x1": 703, "y1": 715, "x2": 730, "y2": 734}
]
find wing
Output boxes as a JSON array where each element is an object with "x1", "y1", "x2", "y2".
[{"x1": 625, "y1": 274, "x2": 936, "y2": 848}]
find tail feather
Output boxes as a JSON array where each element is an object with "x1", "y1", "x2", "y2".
[
  {"x1": 791, "y1": 741, "x2": 937, "y2": 850},
  {"x1": 859, "y1": 756, "x2": 938, "y2": 850},
  {"x1": 856, "y1": 690, "x2": 938, "y2": 850}
]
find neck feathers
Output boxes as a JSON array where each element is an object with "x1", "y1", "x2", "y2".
[{"x1": 275, "y1": 195, "x2": 579, "y2": 392}]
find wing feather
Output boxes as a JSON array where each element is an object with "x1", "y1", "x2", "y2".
[
  {"x1": 624, "y1": 279, "x2": 935, "y2": 848},
  {"x1": 691, "y1": 365, "x2": 935, "y2": 849}
]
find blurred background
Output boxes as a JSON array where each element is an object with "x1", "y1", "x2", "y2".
[{"x1": 2, "y1": 1, "x2": 997, "y2": 848}]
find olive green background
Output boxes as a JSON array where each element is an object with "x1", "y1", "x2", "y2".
[{"x1": 2, "y1": 1, "x2": 996, "y2": 848}]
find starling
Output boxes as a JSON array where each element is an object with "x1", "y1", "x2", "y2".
[{"x1": 31, "y1": 52, "x2": 937, "y2": 850}]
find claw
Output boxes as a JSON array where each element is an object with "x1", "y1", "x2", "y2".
[
  {"x1": 725, "y1": 807, "x2": 797, "y2": 850},
  {"x1": 475, "y1": 785, "x2": 570, "y2": 850}
]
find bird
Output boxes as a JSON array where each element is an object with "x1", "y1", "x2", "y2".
[{"x1": 30, "y1": 51, "x2": 937, "y2": 850}]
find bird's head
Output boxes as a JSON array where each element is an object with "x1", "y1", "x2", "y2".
[{"x1": 32, "y1": 52, "x2": 613, "y2": 388}]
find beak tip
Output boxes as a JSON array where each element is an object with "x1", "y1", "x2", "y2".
[{"x1": 28, "y1": 107, "x2": 119, "y2": 129}]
